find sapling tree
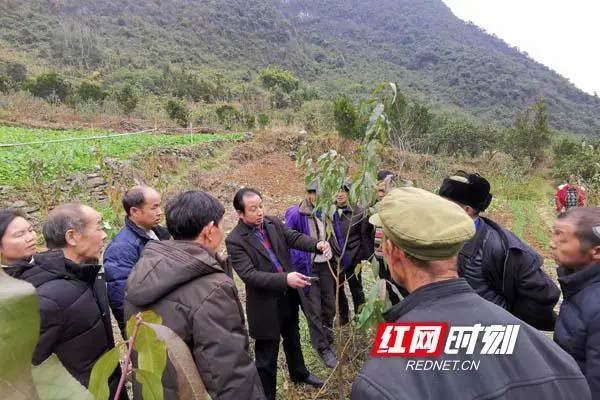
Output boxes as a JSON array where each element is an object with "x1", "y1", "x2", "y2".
[{"x1": 296, "y1": 82, "x2": 400, "y2": 399}]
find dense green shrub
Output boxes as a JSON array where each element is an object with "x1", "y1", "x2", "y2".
[
  {"x1": 552, "y1": 138, "x2": 600, "y2": 183},
  {"x1": 116, "y1": 83, "x2": 138, "y2": 115},
  {"x1": 333, "y1": 96, "x2": 361, "y2": 139},
  {"x1": 77, "y1": 82, "x2": 107, "y2": 103},
  {"x1": 257, "y1": 66, "x2": 299, "y2": 94},
  {"x1": 165, "y1": 99, "x2": 190, "y2": 127},
  {"x1": 505, "y1": 99, "x2": 553, "y2": 166},
  {"x1": 24, "y1": 73, "x2": 71, "y2": 103}
]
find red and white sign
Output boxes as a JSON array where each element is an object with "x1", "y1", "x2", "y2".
[{"x1": 372, "y1": 323, "x2": 519, "y2": 357}]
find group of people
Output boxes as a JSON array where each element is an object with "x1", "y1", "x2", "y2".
[{"x1": 0, "y1": 169, "x2": 599, "y2": 400}]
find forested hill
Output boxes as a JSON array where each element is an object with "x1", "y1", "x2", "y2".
[{"x1": 1, "y1": 0, "x2": 599, "y2": 134}]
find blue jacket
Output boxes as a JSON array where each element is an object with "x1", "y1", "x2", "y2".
[
  {"x1": 284, "y1": 199, "x2": 314, "y2": 278},
  {"x1": 555, "y1": 264, "x2": 600, "y2": 399},
  {"x1": 103, "y1": 217, "x2": 170, "y2": 328}
]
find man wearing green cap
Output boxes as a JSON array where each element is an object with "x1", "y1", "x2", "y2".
[
  {"x1": 351, "y1": 187, "x2": 590, "y2": 400},
  {"x1": 439, "y1": 171, "x2": 559, "y2": 330}
]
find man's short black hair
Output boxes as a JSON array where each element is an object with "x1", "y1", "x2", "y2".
[
  {"x1": 43, "y1": 203, "x2": 87, "y2": 249},
  {"x1": 558, "y1": 208, "x2": 600, "y2": 251},
  {"x1": 122, "y1": 186, "x2": 149, "y2": 216},
  {"x1": 0, "y1": 208, "x2": 27, "y2": 244},
  {"x1": 166, "y1": 191, "x2": 225, "y2": 240},
  {"x1": 233, "y1": 188, "x2": 262, "y2": 213}
]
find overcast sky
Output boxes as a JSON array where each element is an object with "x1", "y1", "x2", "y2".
[{"x1": 441, "y1": 0, "x2": 600, "y2": 95}]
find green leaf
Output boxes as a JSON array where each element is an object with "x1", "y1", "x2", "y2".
[
  {"x1": 370, "y1": 258, "x2": 380, "y2": 278},
  {"x1": 0, "y1": 269, "x2": 40, "y2": 400},
  {"x1": 102, "y1": 221, "x2": 113, "y2": 231},
  {"x1": 135, "y1": 323, "x2": 167, "y2": 376},
  {"x1": 32, "y1": 355, "x2": 95, "y2": 400},
  {"x1": 368, "y1": 279, "x2": 382, "y2": 303},
  {"x1": 126, "y1": 310, "x2": 163, "y2": 340},
  {"x1": 356, "y1": 260, "x2": 370, "y2": 278},
  {"x1": 144, "y1": 323, "x2": 209, "y2": 400},
  {"x1": 88, "y1": 347, "x2": 120, "y2": 400},
  {"x1": 135, "y1": 369, "x2": 164, "y2": 400}
]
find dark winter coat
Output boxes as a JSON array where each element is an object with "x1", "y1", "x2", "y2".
[
  {"x1": 125, "y1": 240, "x2": 264, "y2": 400},
  {"x1": 554, "y1": 264, "x2": 600, "y2": 399},
  {"x1": 352, "y1": 279, "x2": 590, "y2": 400},
  {"x1": 6, "y1": 250, "x2": 122, "y2": 396},
  {"x1": 457, "y1": 217, "x2": 560, "y2": 330},
  {"x1": 225, "y1": 216, "x2": 320, "y2": 340},
  {"x1": 104, "y1": 217, "x2": 170, "y2": 327},
  {"x1": 331, "y1": 205, "x2": 370, "y2": 272}
]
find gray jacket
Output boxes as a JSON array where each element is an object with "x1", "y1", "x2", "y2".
[{"x1": 352, "y1": 279, "x2": 590, "y2": 400}]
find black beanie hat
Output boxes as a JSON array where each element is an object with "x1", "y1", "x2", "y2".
[{"x1": 439, "y1": 170, "x2": 493, "y2": 212}]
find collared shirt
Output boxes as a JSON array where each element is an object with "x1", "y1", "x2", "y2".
[
  {"x1": 254, "y1": 227, "x2": 284, "y2": 273},
  {"x1": 135, "y1": 223, "x2": 161, "y2": 241},
  {"x1": 146, "y1": 229, "x2": 160, "y2": 241},
  {"x1": 474, "y1": 217, "x2": 481, "y2": 231},
  {"x1": 313, "y1": 216, "x2": 330, "y2": 263}
]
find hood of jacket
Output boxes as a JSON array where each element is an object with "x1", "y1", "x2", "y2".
[
  {"x1": 12, "y1": 250, "x2": 100, "y2": 288},
  {"x1": 558, "y1": 263, "x2": 600, "y2": 300},
  {"x1": 126, "y1": 240, "x2": 226, "y2": 307},
  {"x1": 299, "y1": 198, "x2": 315, "y2": 216}
]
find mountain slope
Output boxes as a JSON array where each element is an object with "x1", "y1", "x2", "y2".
[
  {"x1": 275, "y1": 0, "x2": 600, "y2": 134},
  {"x1": 1, "y1": 0, "x2": 599, "y2": 134}
]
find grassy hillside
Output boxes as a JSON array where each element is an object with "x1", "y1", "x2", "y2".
[
  {"x1": 1, "y1": 0, "x2": 599, "y2": 134},
  {"x1": 275, "y1": 0, "x2": 600, "y2": 134}
]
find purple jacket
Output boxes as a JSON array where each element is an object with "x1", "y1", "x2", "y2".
[{"x1": 284, "y1": 200, "x2": 315, "y2": 278}]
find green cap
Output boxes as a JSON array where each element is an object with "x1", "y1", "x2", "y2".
[{"x1": 369, "y1": 187, "x2": 475, "y2": 260}]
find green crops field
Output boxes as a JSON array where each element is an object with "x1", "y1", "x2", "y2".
[{"x1": 0, "y1": 126, "x2": 243, "y2": 186}]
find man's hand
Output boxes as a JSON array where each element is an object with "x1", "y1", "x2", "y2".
[
  {"x1": 317, "y1": 241, "x2": 332, "y2": 259},
  {"x1": 287, "y1": 272, "x2": 311, "y2": 289}
]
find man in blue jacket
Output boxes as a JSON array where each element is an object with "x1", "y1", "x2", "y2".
[
  {"x1": 552, "y1": 207, "x2": 600, "y2": 399},
  {"x1": 285, "y1": 181, "x2": 337, "y2": 368},
  {"x1": 104, "y1": 186, "x2": 170, "y2": 337}
]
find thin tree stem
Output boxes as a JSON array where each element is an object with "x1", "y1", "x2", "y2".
[{"x1": 114, "y1": 313, "x2": 143, "y2": 400}]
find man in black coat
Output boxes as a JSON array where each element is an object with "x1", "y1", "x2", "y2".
[
  {"x1": 552, "y1": 207, "x2": 600, "y2": 399},
  {"x1": 7, "y1": 203, "x2": 125, "y2": 398},
  {"x1": 439, "y1": 171, "x2": 560, "y2": 330},
  {"x1": 331, "y1": 181, "x2": 368, "y2": 324},
  {"x1": 226, "y1": 188, "x2": 331, "y2": 400},
  {"x1": 352, "y1": 187, "x2": 590, "y2": 400}
]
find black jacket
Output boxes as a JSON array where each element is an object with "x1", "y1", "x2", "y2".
[
  {"x1": 458, "y1": 217, "x2": 560, "y2": 330},
  {"x1": 125, "y1": 241, "x2": 264, "y2": 400},
  {"x1": 554, "y1": 264, "x2": 600, "y2": 399},
  {"x1": 225, "y1": 216, "x2": 319, "y2": 340},
  {"x1": 352, "y1": 279, "x2": 590, "y2": 400},
  {"x1": 331, "y1": 205, "x2": 371, "y2": 272},
  {"x1": 6, "y1": 250, "x2": 122, "y2": 396}
]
